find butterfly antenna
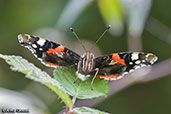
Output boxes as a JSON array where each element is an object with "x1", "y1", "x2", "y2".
[
  {"x1": 90, "y1": 25, "x2": 111, "y2": 51},
  {"x1": 70, "y1": 27, "x2": 87, "y2": 52}
]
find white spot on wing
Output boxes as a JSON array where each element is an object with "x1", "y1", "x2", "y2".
[
  {"x1": 131, "y1": 53, "x2": 139, "y2": 60},
  {"x1": 129, "y1": 69, "x2": 134, "y2": 72},
  {"x1": 37, "y1": 38, "x2": 46, "y2": 46},
  {"x1": 109, "y1": 75, "x2": 124, "y2": 80},
  {"x1": 142, "y1": 60, "x2": 145, "y2": 62},
  {"x1": 135, "y1": 60, "x2": 141, "y2": 64},
  {"x1": 104, "y1": 72, "x2": 129, "y2": 81},
  {"x1": 134, "y1": 66, "x2": 141, "y2": 70},
  {"x1": 32, "y1": 44, "x2": 37, "y2": 48},
  {"x1": 104, "y1": 78, "x2": 110, "y2": 80},
  {"x1": 116, "y1": 75, "x2": 124, "y2": 80},
  {"x1": 39, "y1": 48, "x2": 43, "y2": 51},
  {"x1": 41, "y1": 61, "x2": 57, "y2": 68},
  {"x1": 140, "y1": 64, "x2": 146, "y2": 67},
  {"x1": 122, "y1": 72, "x2": 128, "y2": 75},
  {"x1": 129, "y1": 62, "x2": 133, "y2": 65}
]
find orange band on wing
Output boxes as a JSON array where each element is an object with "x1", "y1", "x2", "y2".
[
  {"x1": 46, "y1": 46, "x2": 65, "y2": 53},
  {"x1": 99, "y1": 75, "x2": 121, "y2": 79},
  {"x1": 112, "y1": 54, "x2": 126, "y2": 65},
  {"x1": 42, "y1": 61, "x2": 61, "y2": 67}
]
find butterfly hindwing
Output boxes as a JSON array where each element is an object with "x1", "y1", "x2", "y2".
[{"x1": 18, "y1": 34, "x2": 80, "y2": 69}]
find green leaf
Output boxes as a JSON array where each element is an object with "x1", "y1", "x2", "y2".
[
  {"x1": 0, "y1": 54, "x2": 73, "y2": 107},
  {"x1": 73, "y1": 107, "x2": 109, "y2": 114},
  {"x1": 97, "y1": 0, "x2": 124, "y2": 36},
  {"x1": 53, "y1": 69, "x2": 110, "y2": 99}
]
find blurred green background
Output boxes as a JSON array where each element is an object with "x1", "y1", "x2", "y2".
[{"x1": 0, "y1": 0, "x2": 170, "y2": 114}]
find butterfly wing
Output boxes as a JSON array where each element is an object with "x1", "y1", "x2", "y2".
[
  {"x1": 94, "y1": 52, "x2": 158, "y2": 80},
  {"x1": 18, "y1": 34, "x2": 80, "y2": 69}
]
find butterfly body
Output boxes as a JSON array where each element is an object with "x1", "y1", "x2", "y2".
[{"x1": 18, "y1": 34, "x2": 158, "y2": 82}]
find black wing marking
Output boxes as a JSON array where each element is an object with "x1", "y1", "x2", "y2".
[
  {"x1": 93, "y1": 54, "x2": 127, "y2": 80},
  {"x1": 18, "y1": 34, "x2": 80, "y2": 69},
  {"x1": 93, "y1": 52, "x2": 158, "y2": 80}
]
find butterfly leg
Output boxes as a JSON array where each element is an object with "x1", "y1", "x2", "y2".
[
  {"x1": 90, "y1": 68, "x2": 99, "y2": 90},
  {"x1": 74, "y1": 63, "x2": 80, "y2": 83},
  {"x1": 73, "y1": 74, "x2": 79, "y2": 83}
]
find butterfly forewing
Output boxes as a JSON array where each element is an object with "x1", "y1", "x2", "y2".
[
  {"x1": 18, "y1": 34, "x2": 80, "y2": 69},
  {"x1": 93, "y1": 52, "x2": 158, "y2": 80}
]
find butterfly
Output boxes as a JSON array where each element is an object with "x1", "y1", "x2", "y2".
[{"x1": 18, "y1": 26, "x2": 158, "y2": 89}]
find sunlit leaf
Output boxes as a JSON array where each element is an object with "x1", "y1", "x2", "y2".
[{"x1": 0, "y1": 54, "x2": 73, "y2": 107}]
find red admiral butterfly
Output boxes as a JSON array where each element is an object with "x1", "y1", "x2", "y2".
[{"x1": 18, "y1": 26, "x2": 158, "y2": 89}]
